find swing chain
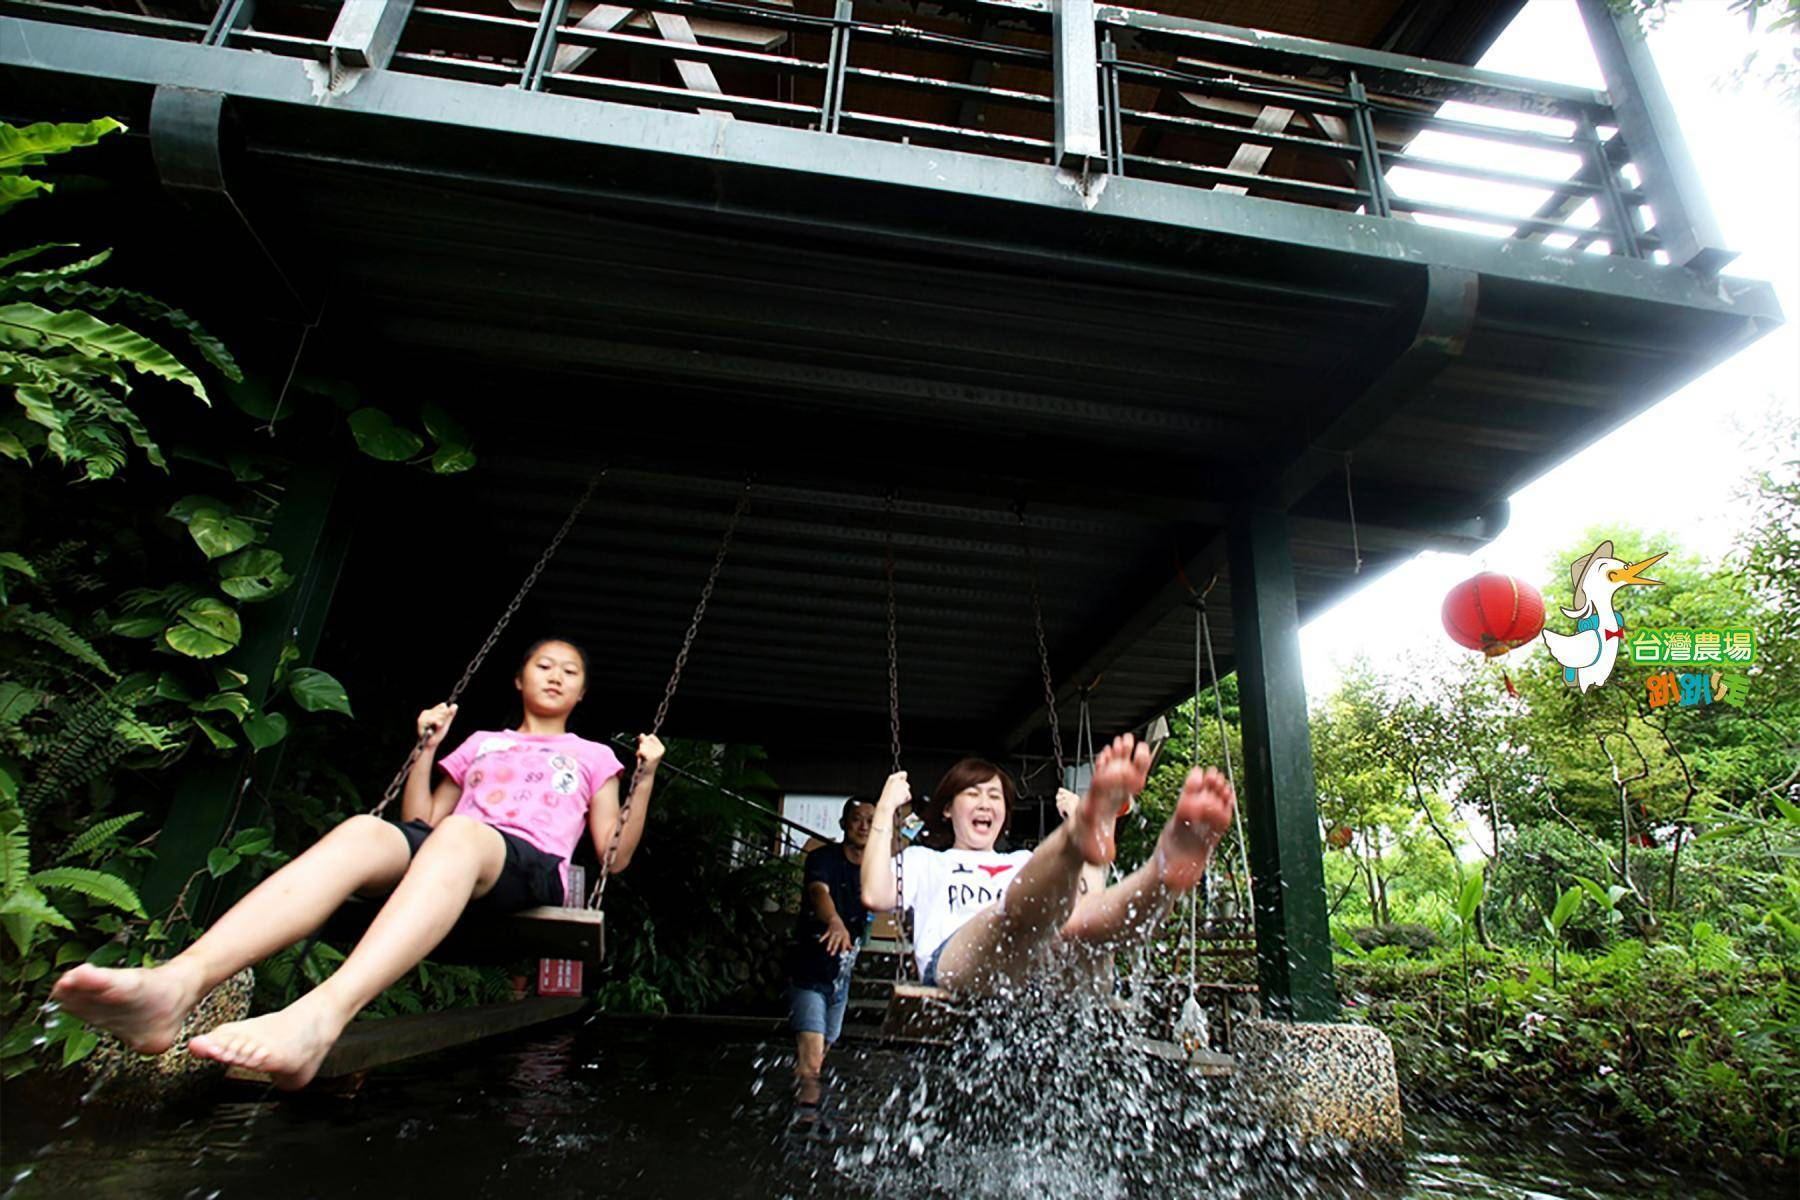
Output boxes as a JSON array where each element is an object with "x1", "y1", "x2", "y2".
[
  {"x1": 884, "y1": 492, "x2": 903, "y2": 778},
  {"x1": 1195, "y1": 583, "x2": 1254, "y2": 912},
  {"x1": 1015, "y1": 506, "x2": 1065, "y2": 778},
  {"x1": 371, "y1": 470, "x2": 607, "y2": 819},
  {"x1": 591, "y1": 481, "x2": 753, "y2": 911},
  {"x1": 884, "y1": 491, "x2": 913, "y2": 982}
]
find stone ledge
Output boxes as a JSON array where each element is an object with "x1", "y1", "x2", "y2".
[{"x1": 1231, "y1": 1017, "x2": 1404, "y2": 1157}]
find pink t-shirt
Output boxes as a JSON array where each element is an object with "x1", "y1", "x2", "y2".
[{"x1": 435, "y1": 730, "x2": 625, "y2": 895}]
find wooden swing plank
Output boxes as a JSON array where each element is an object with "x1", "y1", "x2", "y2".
[
  {"x1": 320, "y1": 903, "x2": 603, "y2": 968},
  {"x1": 512, "y1": 905, "x2": 605, "y2": 963},
  {"x1": 881, "y1": 984, "x2": 1236, "y2": 1075},
  {"x1": 227, "y1": 996, "x2": 586, "y2": 1085}
]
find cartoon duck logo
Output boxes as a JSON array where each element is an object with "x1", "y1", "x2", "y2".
[{"x1": 1540, "y1": 540, "x2": 1665, "y2": 693}]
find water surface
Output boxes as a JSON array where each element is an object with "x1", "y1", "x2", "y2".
[{"x1": 1, "y1": 1020, "x2": 1783, "y2": 1199}]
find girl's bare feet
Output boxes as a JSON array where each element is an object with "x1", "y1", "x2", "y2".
[
  {"x1": 49, "y1": 962, "x2": 204, "y2": 1055},
  {"x1": 1070, "y1": 735, "x2": 1153, "y2": 866},
  {"x1": 1157, "y1": 766, "x2": 1236, "y2": 892},
  {"x1": 188, "y1": 1006, "x2": 340, "y2": 1091}
]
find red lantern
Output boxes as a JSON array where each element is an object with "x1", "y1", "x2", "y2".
[
  {"x1": 1326, "y1": 824, "x2": 1354, "y2": 850},
  {"x1": 1442, "y1": 573, "x2": 1545, "y2": 658}
]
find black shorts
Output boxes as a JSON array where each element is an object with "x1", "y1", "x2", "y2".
[{"x1": 397, "y1": 819, "x2": 568, "y2": 912}]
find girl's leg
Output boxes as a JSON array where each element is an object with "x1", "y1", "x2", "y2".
[
  {"x1": 1060, "y1": 766, "x2": 1235, "y2": 952},
  {"x1": 50, "y1": 815, "x2": 413, "y2": 1054},
  {"x1": 933, "y1": 736, "x2": 1150, "y2": 993},
  {"x1": 188, "y1": 814, "x2": 508, "y2": 1089}
]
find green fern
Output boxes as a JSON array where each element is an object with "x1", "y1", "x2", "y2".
[
  {"x1": 30, "y1": 867, "x2": 144, "y2": 917},
  {"x1": 1, "y1": 605, "x2": 113, "y2": 677},
  {"x1": 1, "y1": 817, "x2": 28, "y2": 893},
  {"x1": 59, "y1": 811, "x2": 142, "y2": 862},
  {"x1": 0, "y1": 119, "x2": 123, "y2": 213},
  {"x1": 4, "y1": 278, "x2": 240, "y2": 382},
  {"x1": 0, "y1": 302, "x2": 208, "y2": 403},
  {"x1": 17, "y1": 695, "x2": 124, "y2": 816}
]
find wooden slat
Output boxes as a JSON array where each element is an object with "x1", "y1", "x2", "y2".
[
  {"x1": 227, "y1": 997, "x2": 586, "y2": 1084},
  {"x1": 321, "y1": 903, "x2": 603, "y2": 967}
]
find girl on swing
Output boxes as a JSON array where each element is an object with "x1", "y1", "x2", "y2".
[
  {"x1": 861, "y1": 734, "x2": 1234, "y2": 993},
  {"x1": 51, "y1": 638, "x2": 663, "y2": 1090}
]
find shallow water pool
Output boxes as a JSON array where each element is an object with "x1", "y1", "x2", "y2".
[{"x1": 0, "y1": 1019, "x2": 1785, "y2": 1199}]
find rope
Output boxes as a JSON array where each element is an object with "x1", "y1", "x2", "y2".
[
  {"x1": 1015, "y1": 505, "x2": 1065, "y2": 779},
  {"x1": 1344, "y1": 452, "x2": 1363, "y2": 575},
  {"x1": 590, "y1": 481, "x2": 753, "y2": 910},
  {"x1": 371, "y1": 471, "x2": 606, "y2": 819}
]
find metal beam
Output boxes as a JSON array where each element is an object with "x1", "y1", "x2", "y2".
[
  {"x1": 1573, "y1": 0, "x2": 1733, "y2": 274},
  {"x1": 1261, "y1": 264, "x2": 1479, "y2": 510},
  {"x1": 1001, "y1": 264, "x2": 1484, "y2": 747},
  {"x1": 1053, "y1": 0, "x2": 1103, "y2": 172},
  {"x1": 147, "y1": 85, "x2": 310, "y2": 320},
  {"x1": 326, "y1": 0, "x2": 414, "y2": 70},
  {"x1": 0, "y1": 18, "x2": 1775, "y2": 319},
  {"x1": 1226, "y1": 506, "x2": 1337, "y2": 1022}
]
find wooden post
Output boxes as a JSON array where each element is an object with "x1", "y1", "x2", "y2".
[{"x1": 1226, "y1": 507, "x2": 1338, "y2": 1022}]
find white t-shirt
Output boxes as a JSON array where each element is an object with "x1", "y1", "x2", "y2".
[{"x1": 898, "y1": 844, "x2": 1033, "y2": 976}]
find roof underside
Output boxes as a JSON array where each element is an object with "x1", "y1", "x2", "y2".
[{"x1": 0, "y1": 0, "x2": 1779, "y2": 790}]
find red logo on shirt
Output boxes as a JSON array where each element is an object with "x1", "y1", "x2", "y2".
[{"x1": 976, "y1": 864, "x2": 1015, "y2": 878}]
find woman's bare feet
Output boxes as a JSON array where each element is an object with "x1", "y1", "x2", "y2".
[
  {"x1": 49, "y1": 962, "x2": 205, "y2": 1055},
  {"x1": 1070, "y1": 735, "x2": 1153, "y2": 866},
  {"x1": 1157, "y1": 766, "x2": 1236, "y2": 892},
  {"x1": 188, "y1": 1005, "x2": 341, "y2": 1091}
]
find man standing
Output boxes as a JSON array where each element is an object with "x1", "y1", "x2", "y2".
[{"x1": 787, "y1": 795, "x2": 874, "y2": 1112}]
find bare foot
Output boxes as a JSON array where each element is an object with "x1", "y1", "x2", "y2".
[
  {"x1": 1071, "y1": 735, "x2": 1152, "y2": 866},
  {"x1": 1157, "y1": 767, "x2": 1236, "y2": 892},
  {"x1": 189, "y1": 1007, "x2": 340, "y2": 1091},
  {"x1": 49, "y1": 962, "x2": 202, "y2": 1055}
]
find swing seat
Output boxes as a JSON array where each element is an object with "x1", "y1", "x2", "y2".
[
  {"x1": 881, "y1": 982, "x2": 964, "y2": 1042},
  {"x1": 881, "y1": 983, "x2": 1236, "y2": 1075},
  {"x1": 319, "y1": 901, "x2": 604, "y2": 969}
]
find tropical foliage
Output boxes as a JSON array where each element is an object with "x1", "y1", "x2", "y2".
[{"x1": 0, "y1": 119, "x2": 479, "y2": 1077}]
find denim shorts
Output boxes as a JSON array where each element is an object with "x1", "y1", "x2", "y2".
[
  {"x1": 920, "y1": 940, "x2": 948, "y2": 988},
  {"x1": 788, "y1": 949, "x2": 858, "y2": 1044}
]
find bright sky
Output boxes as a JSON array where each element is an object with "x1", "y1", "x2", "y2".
[{"x1": 1299, "y1": 0, "x2": 1800, "y2": 698}]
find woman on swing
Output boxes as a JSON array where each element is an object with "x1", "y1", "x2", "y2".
[
  {"x1": 51, "y1": 638, "x2": 663, "y2": 1089},
  {"x1": 862, "y1": 734, "x2": 1234, "y2": 993}
]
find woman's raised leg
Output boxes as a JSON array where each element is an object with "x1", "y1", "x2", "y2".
[
  {"x1": 187, "y1": 814, "x2": 508, "y2": 1088},
  {"x1": 50, "y1": 814, "x2": 413, "y2": 1055},
  {"x1": 1060, "y1": 766, "x2": 1235, "y2": 952},
  {"x1": 933, "y1": 736, "x2": 1150, "y2": 993}
]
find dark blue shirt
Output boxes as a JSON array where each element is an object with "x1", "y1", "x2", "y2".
[{"x1": 788, "y1": 843, "x2": 869, "y2": 986}]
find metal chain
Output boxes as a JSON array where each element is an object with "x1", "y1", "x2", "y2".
[
  {"x1": 590, "y1": 481, "x2": 753, "y2": 910},
  {"x1": 1197, "y1": 585, "x2": 1254, "y2": 913},
  {"x1": 883, "y1": 491, "x2": 913, "y2": 983},
  {"x1": 884, "y1": 492, "x2": 903, "y2": 778},
  {"x1": 1015, "y1": 506, "x2": 1065, "y2": 779},
  {"x1": 370, "y1": 471, "x2": 606, "y2": 819}
]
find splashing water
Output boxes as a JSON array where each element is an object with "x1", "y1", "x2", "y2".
[{"x1": 761, "y1": 975, "x2": 1366, "y2": 1200}]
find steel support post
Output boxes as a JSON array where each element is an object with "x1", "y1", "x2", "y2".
[
  {"x1": 1053, "y1": 0, "x2": 1104, "y2": 173},
  {"x1": 1226, "y1": 506, "x2": 1338, "y2": 1022},
  {"x1": 140, "y1": 452, "x2": 356, "y2": 923},
  {"x1": 1574, "y1": 0, "x2": 1732, "y2": 273},
  {"x1": 327, "y1": 0, "x2": 415, "y2": 70}
]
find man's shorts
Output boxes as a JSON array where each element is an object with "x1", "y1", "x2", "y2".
[
  {"x1": 787, "y1": 948, "x2": 858, "y2": 1045},
  {"x1": 397, "y1": 818, "x2": 567, "y2": 912}
]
